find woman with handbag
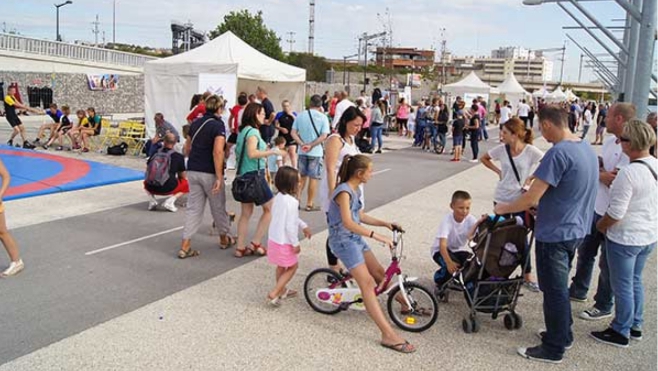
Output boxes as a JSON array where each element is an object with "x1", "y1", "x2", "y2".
[
  {"x1": 480, "y1": 117, "x2": 544, "y2": 291},
  {"x1": 233, "y1": 103, "x2": 286, "y2": 258}
]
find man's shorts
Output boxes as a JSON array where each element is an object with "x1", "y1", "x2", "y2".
[
  {"x1": 453, "y1": 135, "x2": 463, "y2": 147},
  {"x1": 6, "y1": 117, "x2": 22, "y2": 128},
  {"x1": 298, "y1": 155, "x2": 323, "y2": 180}
]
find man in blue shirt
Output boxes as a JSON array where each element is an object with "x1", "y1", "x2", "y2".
[
  {"x1": 291, "y1": 94, "x2": 330, "y2": 211},
  {"x1": 495, "y1": 105, "x2": 598, "y2": 364},
  {"x1": 35, "y1": 103, "x2": 63, "y2": 147}
]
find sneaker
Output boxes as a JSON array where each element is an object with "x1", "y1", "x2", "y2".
[
  {"x1": 22, "y1": 142, "x2": 35, "y2": 149},
  {"x1": 590, "y1": 328, "x2": 629, "y2": 348},
  {"x1": 579, "y1": 307, "x2": 612, "y2": 321},
  {"x1": 1, "y1": 259, "x2": 25, "y2": 277},
  {"x1": 375, "y1": 149, "x2": 382, "y2": 154},
  {"x1": 536, "y1": 329, "x2": 573, "y2": 350},
  {"x1": 469, "y1": 159, "x2": 478, "y2": 163},
  {"x1": 42, "y1": 144, "x2": 49, "y2": 150},
  {"x1": 6, "y1": 139, "x2": 12, "y2": 146},
  {"x1": 56, "y1": 146, "x2": 64, "y2": 151},
  {"x1": 34, "y1": 138, "x2": 40, "y2": 143},
  {"x1": 517, "y1": 345, "x2": 562, "y2": 364},
  {"x1": 147, "y1": 194, "x2": 158, "y2": 211},
  {"x1": 163, "y1": 197, "x2": 178, "y2": 212},
  {"x1": 523, "y1": 281, "x2": 541, "y2": 293},
  {"x1": 630, "y1": 328, "x2": 642, "y2": 341},
  {"x1": 569, "y1": 295, "x2": 587, "y2": 303}
]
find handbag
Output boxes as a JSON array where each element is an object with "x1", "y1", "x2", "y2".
[{"x1": 231, "y1": 128, "x2": 268, "y2": 203}]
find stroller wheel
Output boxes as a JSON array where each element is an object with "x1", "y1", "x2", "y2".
[
  {"x1": 504, "y1": 313, "x2": 521, "y2": 330},
  {"x1": 462, "y1": 315, "x2": 479, "y2": 334}
]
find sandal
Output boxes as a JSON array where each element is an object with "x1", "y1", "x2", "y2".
[
  {"x1": 234, "y1": 247, "x2": 254, "y2": 258},
  {"x1": 251, "y1": 241, "x2": 267, "y2": 256},
  {"x1": 305, "y1": 205, "x2": 321, "y2": 212},
  {"x1": 280, "y1": 288, "x2": 298, "y2": 299},
  {"x1": 380, "y1": 341, "x2": 415, "y2": 354},
  {"x1": 177, "y1": 248, "x2": 199, "y2": 259},
  {"x1": 219, "y1": 234, "x2": 236, "y2": 250},
  {"x1": 266, "y1": 295, "x2": 281, "y2": 307}
]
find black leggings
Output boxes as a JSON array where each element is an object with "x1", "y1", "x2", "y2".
[
  {"x1": 397, "y1": 118, "x2": 408, "y2": 131},
  {"x1": 326, "y1": 237, "x2": 338, "y2": 266},
  {"x1": 470, "y1": 133, "x2": 479, "y2": 160}
]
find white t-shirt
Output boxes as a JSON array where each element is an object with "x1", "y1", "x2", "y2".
[
  {"x1": 595, "y1": 136, "x2": 629, "y2": 215},
  {"x1": 268, "y1": 193, "x2": 308, "y2": 246},
  {"x1": 500, "y1": 106, "x2": 512, "y2": 123},
  {"x1": 606, "y1": 156, "x2": 658, "y2": 246},
  {"x1": 320, "y1": 134, "x2": 363, "y2": 213},
  {"x1": 331, "y1": 99, "x2": 356, "y2": 129},
  {"x1": 430, "y1": 213, "x2": 478, "y2": 256},
  {"x1": 488, "y1": 144, "x2": 544, "y2": 203},
  {"x1": 517, "y1": 103, "x2": 530, "y2": 117},
  {"x1": 584, "y1": 110, "x2": 592, "y2": 126}
]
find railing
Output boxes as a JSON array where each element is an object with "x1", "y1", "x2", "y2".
[{"x1": 0, "y1": 33, "x2": 158, "y2": 68}]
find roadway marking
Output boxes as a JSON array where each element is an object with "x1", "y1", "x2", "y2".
[
  {"x1": 373, "y1": 168, "x2": 391, "y2": 176},
  {"x1": 85, "y1": 226, "x2": 184, "y2": 256}
]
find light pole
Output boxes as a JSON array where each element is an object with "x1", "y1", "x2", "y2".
[
  {"x1": 55, "y1": 1, "x2": 73, "y2": 42},
  {"x1": 113, "y1": 0, "x2": 116, "y2": 44}
]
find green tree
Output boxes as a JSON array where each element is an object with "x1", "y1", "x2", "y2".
[
  {"x1": 209, "y1": 10, "x2": 284, "y2": 61},
  {"x1": 285, "y1": 52, "x2": 329, "y2": 82}
]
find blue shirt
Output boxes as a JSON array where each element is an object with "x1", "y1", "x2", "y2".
[
  {"x1": 46, "y1": 109, "x2": 63, "y2": 123},
  {"x1": 292, "y1": 109, "x2": 330, "y2": 158},
  {"x1": 533, "y1": 140, "x2": 598, "y2": 243}
]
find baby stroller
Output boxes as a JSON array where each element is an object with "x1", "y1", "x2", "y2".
[{"x1": 435, "y1": 215, "x2": 532, "y2": 333}]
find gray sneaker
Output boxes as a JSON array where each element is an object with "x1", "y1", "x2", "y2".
[{"x1": 579, "y1": 307, "x2": 612, "y2": 321}]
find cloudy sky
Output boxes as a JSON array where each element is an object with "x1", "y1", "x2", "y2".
[{"x1": 3, "y1": 0, "x2": 633, "y2": 84}]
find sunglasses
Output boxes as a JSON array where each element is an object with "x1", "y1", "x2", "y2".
[{"x1": 619, "y1": 137, "x2": 631, "y2": 142}]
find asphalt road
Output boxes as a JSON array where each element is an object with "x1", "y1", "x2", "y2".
[{"x1": 0, "y1": 131, "x2": 504, "y2": 365}]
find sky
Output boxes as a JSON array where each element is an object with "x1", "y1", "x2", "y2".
[{"x1": 1, "y1": 0, "x2": 639, "y2": 85}]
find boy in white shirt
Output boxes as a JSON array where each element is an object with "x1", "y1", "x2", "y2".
[
  {"x1": 267, "y1": 136, "x2": 288, "y2": 189},
  {"x1": 431, "y1": 191, "x2": 483, "y2": 287}
]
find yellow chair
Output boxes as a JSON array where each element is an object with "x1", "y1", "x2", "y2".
[
  {"x1": 118, "y1": 121, "x2": 147, "y2": 155},
  {"x1": 89, "y1": 119, "x2": 113, "y2": 151}
]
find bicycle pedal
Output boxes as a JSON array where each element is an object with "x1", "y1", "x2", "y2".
[{"x1": 338, "y1": 302, "x2": 351, "y2": 311}]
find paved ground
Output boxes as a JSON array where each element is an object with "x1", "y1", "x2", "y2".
[{"x1": 0, "y1": 127, "x2": 655, "y2": 371}]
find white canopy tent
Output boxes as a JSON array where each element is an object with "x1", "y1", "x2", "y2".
[
  {"x1": 144, "y1": 31, "x2": 306, "y2": 136},
  {"x1": 547, "y1": 86, "x2": 567, "y2": 102},
  {"x1": 443, "y1": 71, "x2": 493, "y2": 96},
  {"x1": 495, "y1": 73, "x2": 531, "y2": 111},
  {"x1": 532, "y1": 86, "x2": 552, "y2": 98},
  {"x1": 565, "y1": 88, "x2": 579, "y2": 102}
]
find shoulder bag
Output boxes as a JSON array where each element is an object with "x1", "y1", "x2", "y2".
[{"x1": 231, "y1": 128, "x2": 268, "y2": 203}]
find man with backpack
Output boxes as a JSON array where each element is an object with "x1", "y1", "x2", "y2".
[{"x1": 144, "y1": 133, "x2": 188, "y2": 212}]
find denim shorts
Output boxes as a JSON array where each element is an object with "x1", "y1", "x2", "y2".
[
  {"x1": 298, "y1": 155, "x2": 323, "y2": 180},
  {"x1": 328, "y1": 233, "x2": 371, "y2": 271},
  {"x1": 453, "y1": 135, "x2": 463, "y2": 147}
]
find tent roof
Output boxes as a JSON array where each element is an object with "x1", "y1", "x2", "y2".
[
  {"x1": 444, "y1": 71, "x2": 492, "y2": 91},
  {"x1": 147, "y1": 31, "x2": 305, "y2": 82},
  {"x1": 532, "y1": 86, "x2": 552, "y2": 97},
  {"x1": 549, "y1": 86, "x2": 567, "y2": 100},
  {"x1": 496, "y1": 73, "x2": 529, "y2": 95}
]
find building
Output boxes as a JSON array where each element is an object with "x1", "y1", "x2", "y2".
[
  {"x1": 491, "y1": 46, "x2": 536, "y2": 60},
  {"x1": 449, "y1": 56, "x2": 553, "y2": 85},
  {"x1": 375, "y1": 47, "x2": 435, "y2": 70}
]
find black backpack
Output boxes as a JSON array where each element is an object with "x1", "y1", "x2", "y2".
[{"x1": 107, "y1": 142, "x2": 128, "y2": 155}]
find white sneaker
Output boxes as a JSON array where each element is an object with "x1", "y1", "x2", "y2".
[
  {"x1": 469, "y1": 159, "x2": 479, "y2": 163},
  {"x1": 163, "y1": 196, "x2": 178, "y2": 212},
  {"x1": 147, "y1": 193, "x2": 158, "y2": 211},
  {"x1": 2, "y1": 259, "x2": 24, "y2": 277}
]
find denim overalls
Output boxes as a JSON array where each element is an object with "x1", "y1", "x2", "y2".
[{"x1": 327, "y1": 183, "x2": 370, "y2": 270}]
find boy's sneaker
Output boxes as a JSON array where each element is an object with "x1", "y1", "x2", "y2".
[
  {"x1": 536, "y1": 329, "x2": 573, "y2": 350},
  {"x1": 523, "y1": 281, "x2": 540, "y2": 292},
  {"x1": 22, "y1": 142, "x2": 35, "y2": 149},
  {"x1": 569, "y1": 295, "x2": 587, "y2": 302},
  {"x1": 630, "y1": 328, "x2": 642, "y2": 341},
  {"x1": 6, "y1": 139, "x2": 12, "y2": 146},
  {"x1": 147, "y1": 194, "x2": 158, "y2": 211},
  {"x1": 163, "y1": 197, "x2": 178, "y2": 212},
  {"x1": 517, "y1": 345, "x2": 562, "y2": 364},
  {"x1": 579, "y1": 307, "x2": 612, "y2": 321},
  {"x1": 1, "y1": 259, "x2": 25, "y2": 277},
  {"x1": 590, "y1": 328, "x2": 629, "y2": 348}
]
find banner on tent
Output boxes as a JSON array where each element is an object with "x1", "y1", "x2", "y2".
[
  {"x1": 87, "y1": 74, "x2": 119, "y2": 91},
  {"x1": 463, "y1": 93, "x2": 488, "y2": 105},
  {"x1": 198, "y1": 73, "x2": 237, "y2": 122}
]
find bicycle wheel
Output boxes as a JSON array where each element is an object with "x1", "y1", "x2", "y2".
[
  {"x1": 303, "y1": 268, "x2": 344, "y2": 315},
  {"x1": 387, "y1": 281, "x2": 439, "y2": 333}
]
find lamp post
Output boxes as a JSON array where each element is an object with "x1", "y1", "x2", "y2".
[
  {"x1": 113, "y1": 0, "x2": 116, "y2": 44},
  {"x1": 55, "y1": 1, "x2": 73, "y2": 42}
]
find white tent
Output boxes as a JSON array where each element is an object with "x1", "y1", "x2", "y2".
[
  {"x1": 144, "y1": 31, "x2": 306, "y2": 135},
  {"x1": 547, "y1": 86, "x2": 567, "y2": 102},
  {"x1": 532, "y1": 86, "x2": 552, "y2": 98},
  {"x1": 565, "y1": 88, "x2": 578, "y2": 101},
  {"x1": 495, "y1": 73, "x2": 531, "y2": 111},
  {"x1": 443, "y1": 71, "x2": 493, "y2": 96}
]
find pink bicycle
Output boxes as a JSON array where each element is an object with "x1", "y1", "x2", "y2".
[{"x1": 303, "y1": 227, "x2": 438, "y2": 332}]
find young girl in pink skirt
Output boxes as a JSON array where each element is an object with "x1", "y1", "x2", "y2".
[{"x1": 266, "y1": 166, "x2": 312, "y2": 306}]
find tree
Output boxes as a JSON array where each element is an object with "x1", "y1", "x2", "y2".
[
  {"x1": 285, "y1": 52, "x2": 329, "y2": 82},
  {"x1": 209, "y1": 10, "x2": 284, "y2": 61}
]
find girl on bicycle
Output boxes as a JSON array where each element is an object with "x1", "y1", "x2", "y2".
[
  {"x1": 266, "y1": 166, "x2": 312, "y2": 306},
  {"x1": 327, "y1": 154, "x2": 415, "y2": 353}
]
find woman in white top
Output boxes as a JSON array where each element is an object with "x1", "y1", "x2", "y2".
[
  {"x1": 592, "y1": 119, "x2": 657, "y2": 347},
  {"x1": 321, "y1": 106, "x2": 366, "y2": 273},
  {"x1": 480, "y1": 117, "x2": 544, "y2": 291},
  {"x1": 581, "y1": 102, "x2": 594, "y2": 140}
]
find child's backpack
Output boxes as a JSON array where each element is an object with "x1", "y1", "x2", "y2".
[
  {"x1": 107, "y1": 142, "x2": 128, "y2": 155},
  {"x1": 145, "y1": 149, "x2": 173, "y2": 187}
]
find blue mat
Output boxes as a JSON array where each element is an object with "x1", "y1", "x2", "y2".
[{"x1": 0, "y1": 145, "x2": 144, "y2": 201}]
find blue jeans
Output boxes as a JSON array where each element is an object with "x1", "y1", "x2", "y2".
[
  {"x1": 535, "y1": 238, "x2": 583, "y2": 358},
  {"x1": 427, "y1": 123, "x2": 437, "y2": 147},
  {"x1": 569, "y1": 213, "x2": 613, "y2": 311},
  {"x1": 370, "y1": 125, "x2": 383, "y2": 150},
  {"x1": 145, "y1": 140, "x2": 163, "y2": 157},
  {"x1": 606, "y1": 239, "x2": 656, "y2": 337},
  {"x1": 479, "y1": 118, "x2": 489, "y2": 140},
  {"x1": 414, "y1": 120, "x2": 425, "y2": 146}
]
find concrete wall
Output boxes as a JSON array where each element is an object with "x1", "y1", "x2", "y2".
[{"x1": 0, "y1": 71, "x2": 143, "y2": 114}]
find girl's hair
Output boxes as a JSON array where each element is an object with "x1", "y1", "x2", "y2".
[
  {"x1": 240, "y1": 102, "x2": 264, "y2": 130},
  {"x1": 76, "y1": 109, "x2": 85, "y2": 117},
  {"x1": 189, "y1": 94, "x2": 202, "y2": 110},
  {"x1": 337, "y1": 154, "x2": 372, "y2": 184},
  {"x1": 275, "y1": 166, "x2": 299, "y2": 195},
  {"x1": 205, "y1": 95, "x2": 226, "y2": 114},
  {"x1": 337, "y1": 106, "x2": 367, "y2": 138},
  {"x1": 182, "y1": 124, "x2": 191, "y2": 139},
  {"x1": 503, "y1": 117, "x2": 533, "y2": 144}
]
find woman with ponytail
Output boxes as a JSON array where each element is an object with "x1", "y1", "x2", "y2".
[
  {"x1": 326, "y1": 154, "x2": 415, "y2": 354},
  {"x1": 480, "y1": 117, "x2": 544, "y2": 291}
]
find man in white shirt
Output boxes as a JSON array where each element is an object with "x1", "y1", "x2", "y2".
[
  {"x1": 331, "y1": 91, "x2": 355, "y2": 130},
  {"x1": 517, "y1": 99, "x2": 531, "y2": 129},
  {"x1": 569, "y1": 102, "x2": 636, "y2": 321},
  {"x1": 357, "y1": 90, "x2": 370, "y2": 108}
]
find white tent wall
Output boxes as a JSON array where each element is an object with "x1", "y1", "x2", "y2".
[{"x1": 237, "y1": 79, "x2": 305, "y2": 114}]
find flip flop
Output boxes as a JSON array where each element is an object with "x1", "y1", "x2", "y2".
[
  {"x1": 380, "y1": 341, "x2": 416, "y2": 354},
  {"x1": 305, "y1": 205, "x2": 321, "y2": 212},
  {"x1": 266, "y1": 296, "x2": 281, "y2": 307},
  {"x1": 280, "y1": 288, "x2": 298, "y2": 299}
]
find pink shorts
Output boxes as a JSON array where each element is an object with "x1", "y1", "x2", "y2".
[{"x1": 267, "y1": 240, "x2": 298, "y2": 268}]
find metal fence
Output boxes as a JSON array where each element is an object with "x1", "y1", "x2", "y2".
[{"x1": 0, "y1": 33, "x2": 157, "y2": 68}]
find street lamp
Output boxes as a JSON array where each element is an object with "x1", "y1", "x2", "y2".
[{"x1": 55, "y1": 1, "x2": 73, "y2": 42}]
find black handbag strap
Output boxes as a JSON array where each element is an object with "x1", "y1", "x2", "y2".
[
  {"x1": 236, "y1": 128, "x2": 261, "y2": 175},
  {"x1": 631, "y1": 160, "x2": 658, "y2": 181},
  {"x1": 307, "y1": 110, "x2": 324, "y2": 151},
  {"x1": 505, "y1": 144, "x2": 522, "y2": 185}
]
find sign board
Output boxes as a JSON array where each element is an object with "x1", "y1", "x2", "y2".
[
  {"x1": 87, "y1": 74, "x2": 119, "y2": 91},
  {"x1": 198, "y1": 73, "x2": 238, "y2": 123}
]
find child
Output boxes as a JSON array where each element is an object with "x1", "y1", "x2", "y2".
[
  {"x1": 327, "y1": 154, "x2": 415, "y2": 354},
  {"x1": 407, "y1": 107, "x2": 416, "y2": 139},
  {"x1": 35, "y1": 103, "x2": 62, "y2": 147},
  {"x1": 267, "y1": 136, "x2": 287, "y2": 189},
  {"x1": 431, "y1": 191, "x2": 485, "y2": 288},
  {"x1": 451, "y1": 111, "x2": 466, "y2": 162},
  {"x1": 266, "y1": 166, "x2": 312, "y2": 306},
  {"x1": 0, "y1": 158, "x2": 24, "y2": 277},
  {"x1": 69, "y1": 110, "x2": 89, "y2": 150},
  {"x1": 44, "y1": 105, "x2": 73, "y2": 150}
]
